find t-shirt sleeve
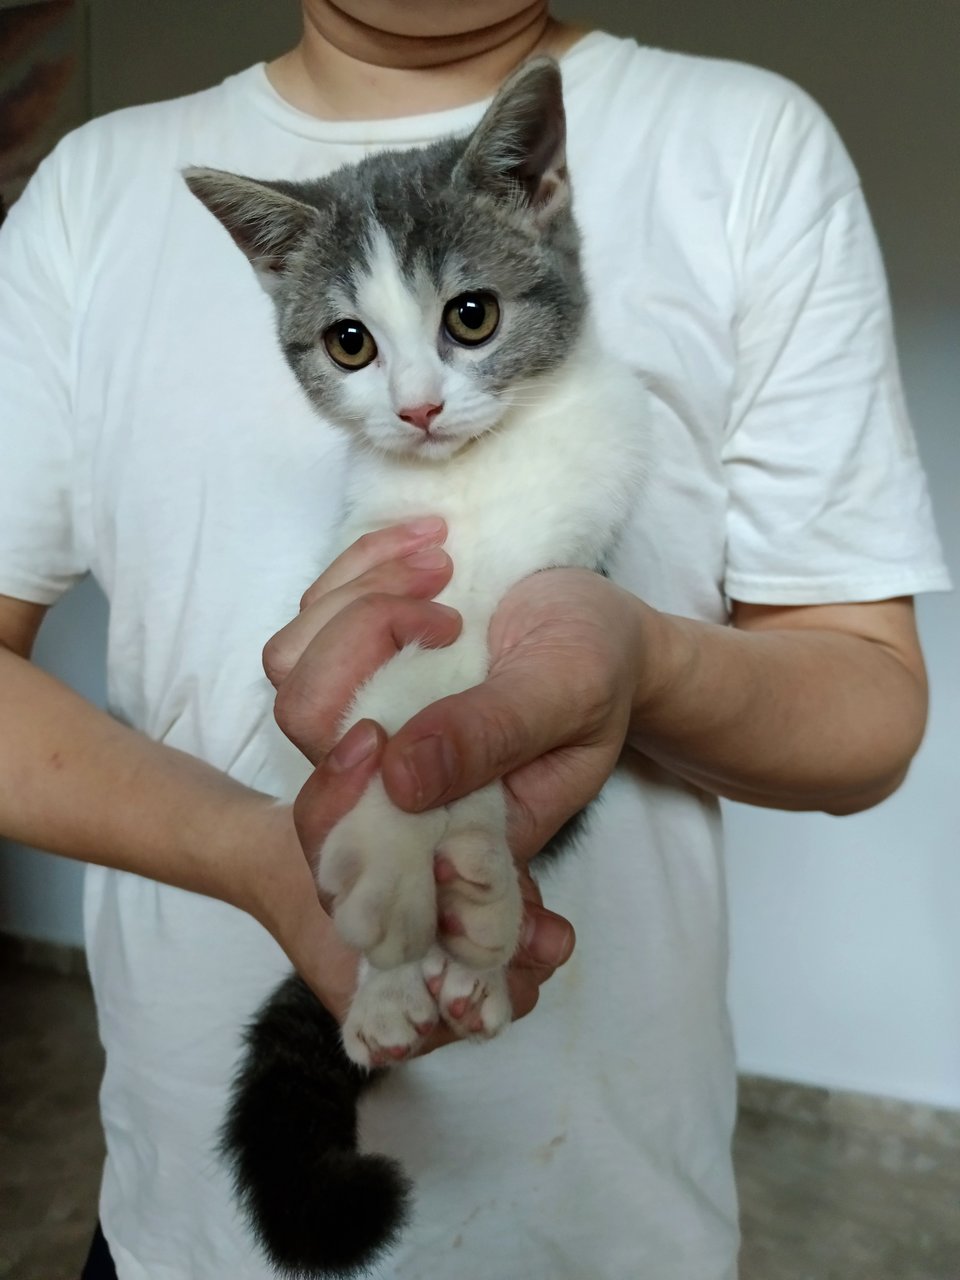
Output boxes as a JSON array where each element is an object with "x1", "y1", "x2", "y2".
[
  {"x1": 721, "y1": 85, "x2": 951, "y2": 605},
  {"x1": 0, "y1": 144, "x2": 89, "y2": 605}
]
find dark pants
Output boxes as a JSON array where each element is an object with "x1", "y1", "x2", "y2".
[{"x1": 80, "y1": 1223, "x2": 117, "y2": 1280}]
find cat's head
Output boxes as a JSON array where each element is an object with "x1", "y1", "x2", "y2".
[{"x1": 184, "y1": 58, "x2": 584, "y2": 460}]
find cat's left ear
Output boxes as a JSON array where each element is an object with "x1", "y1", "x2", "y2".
[
  {"x1": 455, "y1": 57, "x2": 568, "y2": 224},
  {"x1": 183, "y1": 168, "x2": 321, "y2": 294}
]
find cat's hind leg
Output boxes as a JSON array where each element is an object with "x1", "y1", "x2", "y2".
[
  {"x1": 320, "y1": 634, "x2": 486, "y2": 970},
  {"x1": 434, "y1": 783, "x2": 523, "y2": 970},
  {"x1": 318, "y1": 776, "x2": 446, "y2": 969},
  {"x1": 342, "y1": 950, "x2": 510, "y2": 1069},
  {"x1": 422, "y1": 948, "x2": 512, "y2": 1041},
  {"x1": 342, "y1": 960, "x2": 439, "y2": 1069}
]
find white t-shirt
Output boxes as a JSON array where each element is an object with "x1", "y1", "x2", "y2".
[{"x1": 0, "y1": 31, "x2": 949, "y2": 1280}]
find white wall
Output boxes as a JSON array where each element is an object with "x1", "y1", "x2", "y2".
[
  {"x1": 0, "y1": 576, "x2": 107, "y2": 945},
  {"x1": 1, "y1": 1, "x2": 957, "y2": 1108},
  {"x1": 725, "y1": 309, "x2": 960, "y2": 1109}
]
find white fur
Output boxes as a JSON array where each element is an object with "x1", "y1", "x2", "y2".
[
  {"x1": 316, "y1": 239, "x2": 647, "y2": 1065},
  {"x1": 342, "y1": 957, "x2": 439, "y2": 1069},
  {"x1": 328, "y1": 230, "x2": 515, "y2": 461},
  {"x1": 342, "y1": 948, "x2": 512, "y2": 1069},
  {"x1": 352, "y1": 228, "x2": 446, "y2": 416}
]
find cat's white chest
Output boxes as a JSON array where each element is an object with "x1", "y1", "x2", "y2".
[{"x1": 342, "y1": 338, "x2": 647, "y2": 606}]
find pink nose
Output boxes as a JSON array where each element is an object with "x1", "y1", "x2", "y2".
[{"x1": 397, "y1": 402, "x2": 444, "y2": 431}]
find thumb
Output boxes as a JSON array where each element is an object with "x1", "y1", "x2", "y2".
[
  {"x1": 381, "y1": 670, "x2": 568, "y2": 812},
  {"x1": 292, "y1": 719, "x2": 385, "y2": 872}
]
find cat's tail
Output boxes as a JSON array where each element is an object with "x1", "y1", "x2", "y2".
[{"x1": 221, "y1": 972, "x2": 411, "y2": 1279}]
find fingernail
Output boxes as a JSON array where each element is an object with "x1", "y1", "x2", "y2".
[
  {"x1": 404, "y1": 517, "x2": 445, "y2": 539},
  {"x1": 404, "y1": 547, "x2": 449, "y2": 569},
  {"x1": 399, "y1": 734, "x2": 456, "y2": 808},
  {"x1": 524, "y1": 912, "x2": 575, "y2": 968},
  {"x1": 328, "y1": 722, "x2": 379, "y2": 772}
]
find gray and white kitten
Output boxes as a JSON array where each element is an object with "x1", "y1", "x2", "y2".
[{"x1": 186, "y1": 58, "x2": 647, "y2": 1279}]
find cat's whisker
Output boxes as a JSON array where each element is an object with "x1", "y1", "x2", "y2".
[{"x1": 495, "y1": 383, "x2": 564, "y2": 406}]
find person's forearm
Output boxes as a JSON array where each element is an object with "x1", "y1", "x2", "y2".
[
  {"x1": 0, "y1": 641, "x2": 455, "y2": 1016},
  {"x1": 0, "y1": 644, "x2": 292, "y2": 917},
  {"x1": 630, "y1": 604, "x2": 928, "y2": 814}
]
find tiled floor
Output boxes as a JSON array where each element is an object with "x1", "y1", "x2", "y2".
[
  {"x1": 735, "y1": 1079, "x2": 960, "y2": 1280},
  {"x1": 2, "y1": 953, "x2": 958, "y2": 1280}
]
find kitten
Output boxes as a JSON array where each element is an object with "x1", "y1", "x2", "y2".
[{"x1": 185, "y1": 57, "x2": 647, "y2": 1279}]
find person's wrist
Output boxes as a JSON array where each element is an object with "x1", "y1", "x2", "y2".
[
  {"x1": 226, "y1": 794, "x2": 303, "y2": 925},
  {"x1": 626, "y1": 600, "x2": 697, "y2": 739}
]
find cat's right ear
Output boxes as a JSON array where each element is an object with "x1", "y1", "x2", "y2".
[
  {"x1": 454, "y1": 57, "x2": 568, "y2": 224},
  {"x1": 183, "y1": 168, "x2": 319, "y2": 294}
]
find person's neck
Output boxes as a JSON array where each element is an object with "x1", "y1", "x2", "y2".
[{"x1": 267, "y1": 2, "x2": 586, "y2": 121}]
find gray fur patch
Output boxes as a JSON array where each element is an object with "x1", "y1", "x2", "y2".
[{"x1": 186, "y1": 59, "x2": 586, "y2": 426}]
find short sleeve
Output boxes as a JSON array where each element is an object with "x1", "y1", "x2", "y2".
[
  {"x1": 722, "y1": 87, "x2": 951, "y2": 605},
  {"x1": 0, "y1": 144, "x2": 89, "y2": 605}
]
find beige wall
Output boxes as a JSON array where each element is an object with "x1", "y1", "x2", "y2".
[{"x1": 88, "y1": 0, "x2": 300, "y2": 116}]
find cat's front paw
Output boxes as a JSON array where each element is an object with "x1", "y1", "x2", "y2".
[
  {"x1": 317, "y1": 780, "x2": 446, "y2": 969},
  {"x1": 423, "y1": 951, "x2": 512, "y2": 1041},
  {"x1": 435, "y1": 826, "x2": 523, "y2": 969},
  {"x1": 342, "y1": 962, "x2": 439, "y2": 1070}
]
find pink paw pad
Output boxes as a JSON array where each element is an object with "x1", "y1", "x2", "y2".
[{"x1": 434, "y1": 962, "x2": 512, "y2": 1042}]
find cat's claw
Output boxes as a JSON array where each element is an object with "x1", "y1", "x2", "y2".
[
  {"x1": 342, "y1": 963, "x2": 440, "y2": 1070},
  {"x1": 427, "y1": 955, "x2": 512, "y2": 1041},
  {"x1": 434, "y1": 827, "x2": 523, "y2": 969}
]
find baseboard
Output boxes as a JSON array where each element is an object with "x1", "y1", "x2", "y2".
[{"x1": 738, "y1": 1072, "x2": 960, "y2": 1148}]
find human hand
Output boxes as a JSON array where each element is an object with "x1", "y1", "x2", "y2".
[
  {"x1": 263, "y1": 517, "x2": 460, "y2": 759},
  {"x1": 263, "y1": 522, "x2": 576, "y2": 1043},
  {"x1": 380, "y1": 567, "x2": 645, "y2": 860}
]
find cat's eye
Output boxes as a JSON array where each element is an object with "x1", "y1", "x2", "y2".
[
  {"x1": 443, "y1": 292, "x2": 500, "y2": 346},
  {"x1": 323, "y1": 320, "x2": 378, "y2": 370}
]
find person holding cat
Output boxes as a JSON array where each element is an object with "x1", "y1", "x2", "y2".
[{"x1": 0, "y1": 2, "x2": 949, "y2": 1279}]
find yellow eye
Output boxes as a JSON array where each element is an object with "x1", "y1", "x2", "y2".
[
  {"x1": 323, "y1": 320, "x2": 377, "y2": 370},
  {"x1": 443, "y1": 292, "x2": 500, "y2": 346}
]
